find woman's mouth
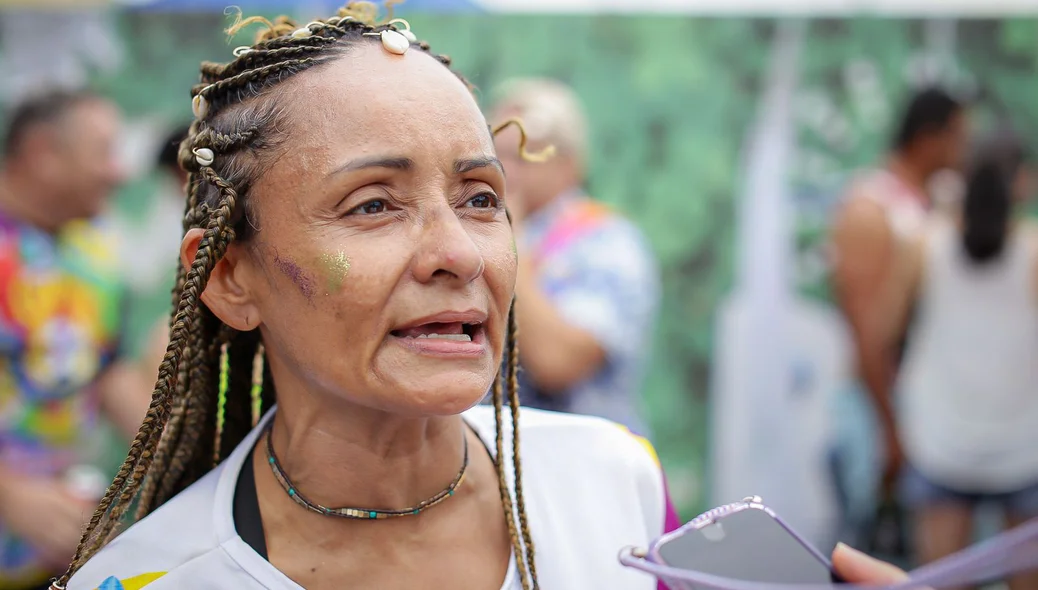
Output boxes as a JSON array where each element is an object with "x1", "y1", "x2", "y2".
[
  {"x1": 392, "y1": 322, "x2": 476, "y2": 342},
  {"x1": 389, "y1": 318, "x2": 487, "y2": 357}
]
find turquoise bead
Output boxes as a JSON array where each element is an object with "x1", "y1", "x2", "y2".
[
  {"x1": 288, "y1": 488, "x2": 296, "y2": 496},
  {"x1": 413, "y1": 509, "x2": 420, "y2": 515},
  {"x1": 269, "y1": 457, "x2": 275, "y2": 464},
  {"x1": 369, "y1": 511, "x2": 377, "y2": 518}
]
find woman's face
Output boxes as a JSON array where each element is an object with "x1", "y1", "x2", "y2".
[{"x1": 209, "y1": 44, "x2": 515, "y2": 417}]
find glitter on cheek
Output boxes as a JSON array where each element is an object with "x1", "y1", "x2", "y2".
[
  {"x1": 271, "y1": 248, "x2": 318, "y2": 302},
  {"x1": 319, "y1": 250, "x2": 351, "y2": 295}
]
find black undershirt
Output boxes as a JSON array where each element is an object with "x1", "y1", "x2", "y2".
[{"x1": 233, "y1": 448, "x2": 269, "y2": 560}]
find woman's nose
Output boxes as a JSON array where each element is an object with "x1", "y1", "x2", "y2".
[{"x1": 410, "y1": 208, "x2": 485, "y2": 286}]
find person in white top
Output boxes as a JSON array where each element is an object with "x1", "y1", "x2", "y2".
[
  {"x1": 883, "y1": 130, "x2": 1038, "y2": 590},
  {"x1": 50, "y1": 5, "x2": 911, "y2": 590},
  {"x1": 830, "y1": 88, "x2": 969, "y2": 507}
]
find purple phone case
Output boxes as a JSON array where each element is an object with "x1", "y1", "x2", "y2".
[
  {"x1": 646, "y1": 496, "x2": 833, "y2": 590},
  {"x1": 622, "y1": 500, "x2": 1038, "y2": 590}
]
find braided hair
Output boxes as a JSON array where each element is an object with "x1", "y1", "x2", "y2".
[{"x1": 55, "y1": 4, "x2": 538, "y2": 589}]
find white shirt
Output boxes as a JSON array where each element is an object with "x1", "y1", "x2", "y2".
[
  {"x1": 897, "y1": 220, "x2": 1038, "y2": 492},
  {"x1": 68, "y1": 407, "x2": 667, "y2": 590}
]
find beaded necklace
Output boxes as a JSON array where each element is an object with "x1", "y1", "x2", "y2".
[{"x1": 263, "y1": 421, "x2": 469, "y2": 519}]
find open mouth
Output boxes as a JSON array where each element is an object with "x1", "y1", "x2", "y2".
[{"x1": 390, "y1": 321, "x2": 481, "y2": 342}]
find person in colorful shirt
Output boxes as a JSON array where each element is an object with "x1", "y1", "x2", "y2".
[
  {"x1": 0, "y1": 89, "x2": 153, "y2": 590},
  {"x1": 490, "y1": 78, "x2": 660, "y2": 435}
]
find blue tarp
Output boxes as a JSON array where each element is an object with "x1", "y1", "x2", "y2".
[{"x1": 123, "y1": 0, "x2": 482, "y2": 12}]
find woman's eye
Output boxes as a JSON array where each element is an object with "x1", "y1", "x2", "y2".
[
  {"x1": 349, "y1": 199, "x2": 387, "y2": 215},
  {"x1": 466, "y1": 193, "x2": 499, "y2": 209}
]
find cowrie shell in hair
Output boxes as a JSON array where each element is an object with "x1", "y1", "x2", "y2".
[
  {"x1": 191, "y1": 94, "x2": 209, "y2": 119},
  {"x1": 233, "y1": 46, "x2": 253, "y2": 57},
  {"x1": 400, "y1": 29, "x2": 417, "y2": 43},
  {"x1": 380, "y1": 29, "x2": 409, "y2": 55},
  {"x1": 291, "y1": 27, "x2": 312, "y2": 39},
  {"x1": 193, "y1": 148, "x2": 215, "y2": 167}
]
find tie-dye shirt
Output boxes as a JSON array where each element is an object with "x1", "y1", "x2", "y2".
[
  {"x1": 0, "y1": 210, "x2": 125, "y2": 587},
  {"x1": 518, "y1": 190, "x2": 660, "y2": 435},
  {"x1": 67, "y1": 407, "x2": 680, "y2": 590}
]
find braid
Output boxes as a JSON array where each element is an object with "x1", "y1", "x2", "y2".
[
  {"x1": 194, "y1": 126, "x2": 261, "y2": 153},
  {"x1": 506, "y1": 303, "x2": 537, "y2": 588},
  {"x1": 491, "y1": 364, "x2": 532, "y2": 590},
  {"x1": 133, "y1": 170, "x2": 209, "y2": 518},
  {"x1": 137, "y1": 170, "x2": 221, "y2": 513},
  {"x1": 202, "y1": 43, "x2": 332, "y2": 82},
  {"x1": 55, "y1": 178, "x2": 241, "y2": 585},
  {"x1": 98, "y1": 174, "x2": 241, "y2": 548},
  {"x1": 55, "y1": 5, "x2": 530, "y2": 586}
]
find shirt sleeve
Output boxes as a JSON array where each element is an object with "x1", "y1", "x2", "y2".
[
  {"x1": 616, "y1": 424, "x2": 680, "y2": 590},
  {"x1": 547, "y1": 222, "x2": 660, "y2": 363}
]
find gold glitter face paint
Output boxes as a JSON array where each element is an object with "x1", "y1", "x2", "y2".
[{"x1": 319, "y1": 250, "x2": 351, "y2": 294}]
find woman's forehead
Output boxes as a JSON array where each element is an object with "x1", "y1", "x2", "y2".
[{"x1": 283, "y1": 44, "x2": 492, "y2": 159}]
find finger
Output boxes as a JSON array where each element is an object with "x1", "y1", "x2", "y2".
[{"x1": 832, "y1": 543, "x2": 909, "y2": 585}]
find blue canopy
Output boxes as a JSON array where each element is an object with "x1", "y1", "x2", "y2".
[{"x1": 123, "y1": 0, "x2": 482, "y2": 12}]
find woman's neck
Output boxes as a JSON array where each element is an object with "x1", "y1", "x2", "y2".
[{"x1": 267, "y1": 398, "x2": 469, "y2": 512}]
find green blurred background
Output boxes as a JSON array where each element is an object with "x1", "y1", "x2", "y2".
[{"x1": 9, "y1": 7, "x2": 1033, "y2": 520}]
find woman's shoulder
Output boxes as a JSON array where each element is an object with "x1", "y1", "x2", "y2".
[
  {"x1": 67, "y1": 467, "x2": 228, "y2": 590},
  {"x1": 465, "y1": 405, "x2": 666, "y2": 498},
  {"x1": 465, "y1": 407, "x2": 670, "y2": 587}
]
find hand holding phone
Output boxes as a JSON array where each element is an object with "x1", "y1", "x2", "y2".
[
  {"x1": 623, "y1": 496, "x2": 1038, "y2": 590},
  {"x1": 648, "y1": 496, "x2": 840, "y2": 588}
]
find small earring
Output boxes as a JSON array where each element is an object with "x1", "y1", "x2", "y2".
[
  {"x1": 215, "y1": 341, "x2": 230, "y2": 464},
  {"x1": 251, "y1": 343, "x2": 265, "y2": 427}
]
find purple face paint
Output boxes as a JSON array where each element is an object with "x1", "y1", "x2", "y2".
[{"x1": 271, "y1": 247, "x2": 317, "y2": 302}]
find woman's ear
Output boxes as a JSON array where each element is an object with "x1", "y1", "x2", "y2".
[{"x1": 180, "y1": 228, "x2": 261, "y2": 331}]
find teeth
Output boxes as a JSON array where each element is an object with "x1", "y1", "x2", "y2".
[{"x1": 414, "y1": 333, "x2": 472, "y2": 342}]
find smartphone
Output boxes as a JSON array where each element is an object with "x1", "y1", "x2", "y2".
[{"x1": 647, "y1": 496, "x2": 842, "y2": 589}]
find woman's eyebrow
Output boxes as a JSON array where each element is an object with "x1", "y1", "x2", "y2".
[
  {"x1": 454, "y1": 157, "x2": 503, "y2": 175},
  {"x1": 326, "y1": 156, "x2": 413, "y2": 179}
]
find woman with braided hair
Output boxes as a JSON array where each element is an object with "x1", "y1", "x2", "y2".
[
  {"x1": 50, "y1": 5, "x2": 663, "y2": 589},
  {"x1": 55, "y1": 4, "x2": 911, "y2": 590}
]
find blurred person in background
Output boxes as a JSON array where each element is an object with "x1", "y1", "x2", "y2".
[
  {"x1": 883, "y1": 130, "x2": 1038, "y2": 590},
  {"x1": 0, "y1": 89, "x2": 152, "y2": 590},
  {"x1": 113, "y1": 123, "x2": 191, "y2": 296},
  {"x1": 829, "y1": 87, "x2": 968, "y2": 547},
  {"x1": 490, "y1": 78, "x2": 660, "y2": 436}
]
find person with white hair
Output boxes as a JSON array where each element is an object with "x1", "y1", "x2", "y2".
[{"x1": 491, "y1": 78, "x2": 660, "y2": 436}]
